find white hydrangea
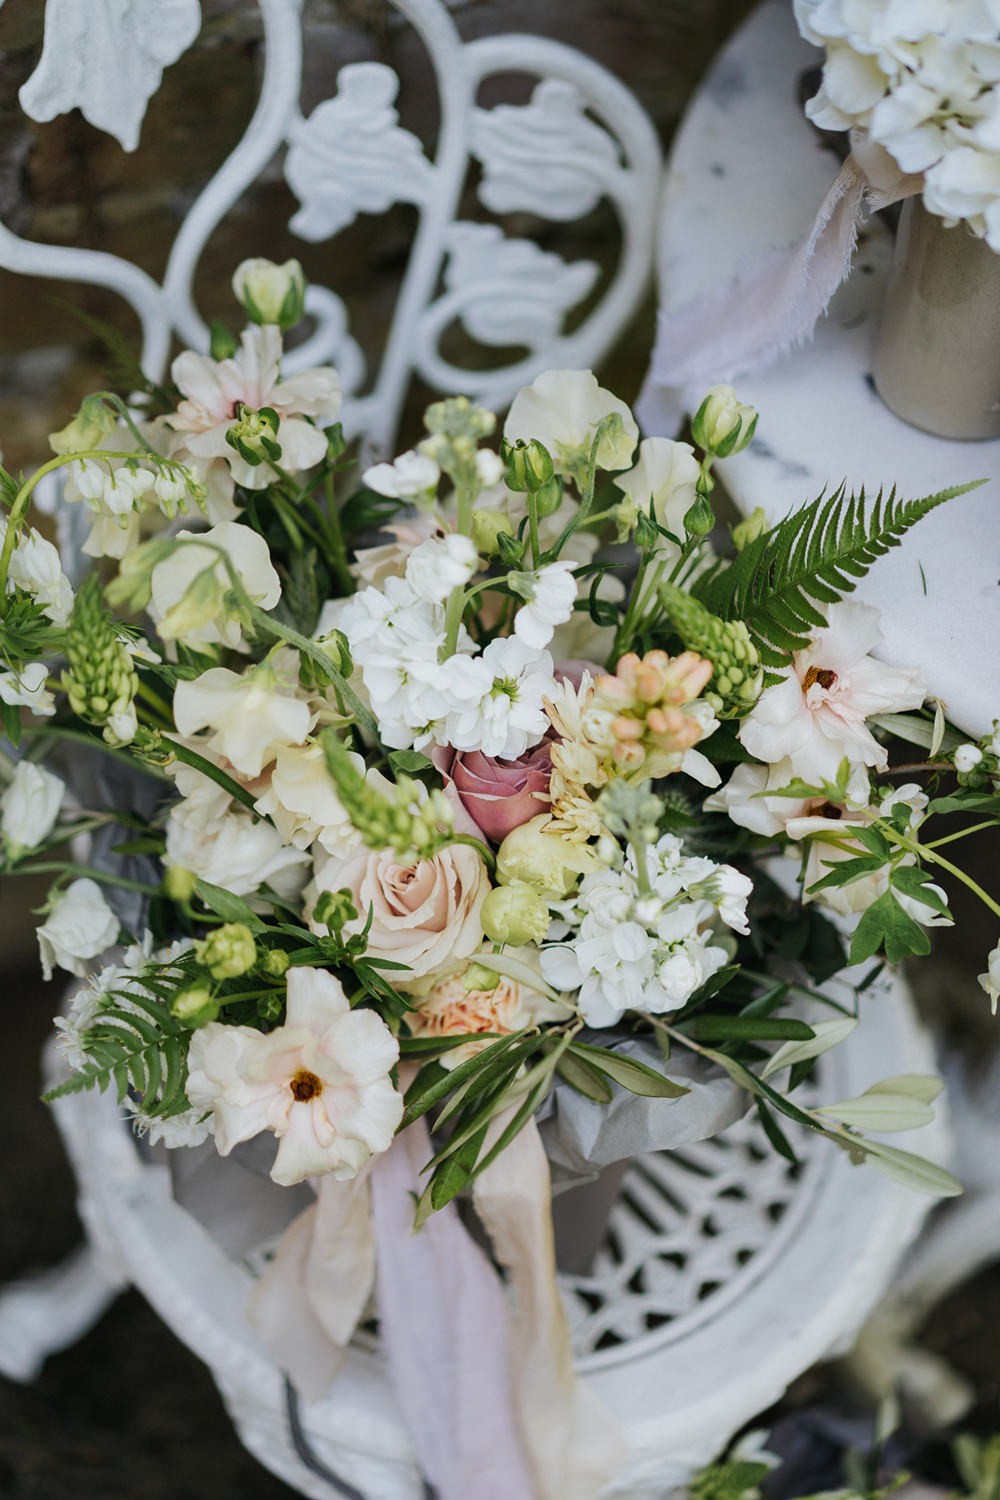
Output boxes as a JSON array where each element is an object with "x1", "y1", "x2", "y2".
[{"x1": 540, "y1": 834, "x2": 752, "y2": 1027}]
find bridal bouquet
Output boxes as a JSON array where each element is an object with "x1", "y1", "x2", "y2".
[
  {"x1": 1, "y1": 256, "x2": 994, "y2": 1222},
  {"x1": 795, "y1": 0, "x2": 1000, "y2": 248}
]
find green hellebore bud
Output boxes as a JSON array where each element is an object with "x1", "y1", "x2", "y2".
[
  {"x1": 262, "y1": 948, "x2": 291, "y2": 978},
  {"x1": 232, "y1": 257, "x2": 306, "y2": 331},
  {"x1": 226, "y1": 403, "x2": 282, "y2": 468},
  {"x1": 731, "y1": 506, "x2": 768, "y2": 553},
  {"x1": 471, "y1": 507, "x2": 515, "y2": 558},
  {"x1": 481, "y1": 881, "x2": 551, "y2": 947},
  {"x1": 48, "y1": 395, "x2": 117, "y2": 457},
  {"x1": 501, "y1": 438, "x2": 555, "y2": 494},
  {"x1": 171, "y1": 985, "x2": 219, "y2": 1028},
  {"x1": 691, "y1": 386, "x2": 758, "y2": 459},
  {"x1": 163, "y1": 865, "x2": 197, "y2": 903},
  {"x1": 195, "y1": 921, "x2": 257, "y2": 980}
]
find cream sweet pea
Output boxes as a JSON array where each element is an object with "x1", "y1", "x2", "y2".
[
  {"x1": 173, "y1": 662, "x2": 313, "y2": 779},
  {"x1": 150, "y1": 521, "x2": 281, "y2": 650},
  {"x1": 504, "y1": 369, "x2": 638, "y2": 476},
  {"x1": 187, "y1": 966, "x2": 403, "y2": 1185}
]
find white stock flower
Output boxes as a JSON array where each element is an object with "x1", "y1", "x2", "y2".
[
  {"x1": 7, "y1": 527, "x2": 74, "y2": 626},
  {"x1": 168, "y1": 325, "x2": 341, "y2": 494},
  {"x1": 1, "y1": 760, "x2": 65, "y2": 857},
  {"x1": 363, "y1": 449, "x2": 440, "y2": 499},
  {"x1": 738, "y1": 600, "x2": 925, "y2": 783},
  {"x1": 475, "y1": 449, "x2": 505, "y2": 488},
  {"x1": 0, "y1": 661, "x2": 55, "y2": 717},
  {"x1": 37, "y1": 878, "x2": 120, "y2": 981},
  {"x1": 186, "y1": 966, "x2": 403, "y2": 1185},
  {"x1": 614, "y1": 437, "x2": 700, "y2": 539},
  {"x1": 172, "y1": 663, "x2": 313, "y2": 779},
  {"x1": 979, "y1": 941, "x2": 1000, "y2": 1014},
  {"x1": 149, "y1": 520, "x2": 281, "y2": 650},
  {"x1": 405, "y1": 533, "x2": 478, "y2": 605},
  {"x1": 445, "y1": 637, "x2": 555, "y2": 760},
  {"x1": 504, "y1": 369, "x2": 638, "y2": 477},
  {"x1": 512, "y1": 560, "x2": 578, "y2": 650}
]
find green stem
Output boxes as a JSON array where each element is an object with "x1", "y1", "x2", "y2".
[
  {"x1": 15, "y1": 860, "x2": 161, "y2": 896},
  {"x1": 442, "y1": 832, "x2": 497, "y2": 877},
  {"x1": 924, "y1": 820, "x2": 997, "y2": 850},
  {"x1": 526, "y1": 491, "x2": 542, "y2": 570},
  {"x1": 246, "y1": 601, "x2": 378, "y2": 739},
  {"x1": 168, "y1": 740, "x2": 263, "y2": 817},
  {"x1": 919, "y1": 843, "x2": 1000, "y2": 919},
  {"x1": 21, "y1": 724, "x2": 172, "y2": 780}
]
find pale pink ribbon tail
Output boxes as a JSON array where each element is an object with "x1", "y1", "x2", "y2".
[
  {"x1": 473, "y1": 1116, "x2": 627, "y2": 1500},
  {"x1": 370, "y1": 1118, "x2": 538, "y2": 1500},
  {"x1": 246, "y1": 1170, "x2": 375, "y2": 1404},
  {"x1": 636, "y1": 135, "x2": 923, "y2": 435}
]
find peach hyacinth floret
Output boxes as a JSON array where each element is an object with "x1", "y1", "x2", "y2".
[{"x1": 186, "y1": 966, "x2": 404, "y2": 1186}]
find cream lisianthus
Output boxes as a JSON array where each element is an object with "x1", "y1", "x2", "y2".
[
  {"x1": 187, "y1": 966, "x2": 403, "y2": 1185},
  {"x1": 167, "y1": 325, "x2": 341, "y2": 495},
  {"x1": 738, "y1": 600, "x2": 925, "y2": 783},
  {"x1": 37, "y1": 878, "x2": 120, "y2": 981},
  {"x1": 172, "y1": 661, "x2": 313, "y2": 779},
  {"x1": 504, "y1": 369, "x2": 638, "y2": 477},
  {"x1": 613, "y1": 437, "x2": 700, "y2": 539},
  {"x1": 149, "y1": 521, "x2": 281, "y2": 650},
  {"x1": 1, "y1": 760, "x2": 65, "y2": 858}
]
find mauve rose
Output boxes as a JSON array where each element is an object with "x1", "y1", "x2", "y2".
[{"x1": 448, "y1": 743, "x2": 552, "y2": 844}]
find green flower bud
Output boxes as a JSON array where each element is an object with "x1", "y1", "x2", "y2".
[
  {"x1": 495, "y1": 529, "x2": 526, "y2": 567},
  {"x1": 261, "y1": 947, "x2": 291, "y2": 978},
  {"x1": 163, "y1": 865, "x2": 197, "y2": 902},
  {"x1": 225, "y1": 403, "x2": 282, "y2": 468},
  {"x1": 61, "y1": 576, "x2": 139, "y2": 746},
  {"x1": 633, "y1": 506, "x2": 660, "y2": 550},
  {"x1": 48, "y1": 395, "x2": 117, "y2": 457},
  {"x1": 171, "y1": 985, "x2": 218, "y2": 1027},
  {"x1": 683, "y1": 491, "x2": 715, "y2": 538},
  {"x1": 322, "y1": 730, "x2": 452, "y2": 858},
  {"x1": 313, "y1": 888, "x2": 359, "y2": 934},
  {"x1": 232, "y1": 257, "x2": 306, "y2": 331},
  {"x1": 471, "y1": 507, "x2": 515, "y2": 558},
  {"x1": 691, "y1": 386, "x2": 758, "y2": 458},
  {"x1": 195, "y1": 922, "x2": 257, "y2": 980},
  {"x1": 462, "y1": 961, "x2": 501, "y2": 993},
  {"x1": 731, "y1": 506, "x2": 768, "y2": 553},
  {"x1": 532, "y1": 475, "x2": 563, "y2": 518},
  {"x1": 501, "y1": 438, "x2": 554, "y2": 493},
  {"x1": 481, "y1": 881, "x2": 550, "y2": 947},
  {"x1": 209, "y1": 321, "x2": 238, "y2": 360},
  {"x1": 658, "y1": 583, "x2": 762, "y2": 718},
  {"x1": 424, "y1": 395, "x2": 496, "y2": 442}
]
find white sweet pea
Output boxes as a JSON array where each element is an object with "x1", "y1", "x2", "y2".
[
  {"x1": 186, "y1": 966, "x2": 404, "y2": 1185},
  {"x1": 364, "y1": 449, "x2": 440, "y2": 499},
  {"x1": 255, "y1": 742, "x2": 365, "y2": 856},
  {"x1": 172, "y1": 663, "x2": 313, "y2": 779},
  {"x1": 0, "y1": 661, "x2": 55, "y2": 717},
  {"x1": 738, "y1": 600, "x2": 925, "y2": 783},
  {"x1": 504, "y1": 369, "x2": 638, "y2": 477},
  {"x1": 7, "y1": 528, "x2": 74, "y2": 626},
  {"x1": 613, "y1": 437, "x2": 700, "y2": 538},
  {"x1": 404, "y1": 533, "x2": 478, "y2": 606},
  {"x1": 1, "y1": 760, "x2": 65, "y2": 858},
  {"x1": 512, "y1": 560, "x2": 578, "y2": 650},
  {"x1": 979, "y1": 941, "x2": 1000, "y2": 1015},
  {"x1": 37, "y1": 878, "x2": 120, "y2": 981},
  {"x1": 149, "y1": 520, "x2": 281, "y2": 650}
]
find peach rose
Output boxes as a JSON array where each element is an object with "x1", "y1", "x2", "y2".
[{"x1": 312, "y1": 842, "x2": 489, "y2": 986}]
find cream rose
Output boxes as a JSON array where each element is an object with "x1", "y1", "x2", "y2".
[{"x1": 312, "y1": 842, "x2": 489, "y2": 986}]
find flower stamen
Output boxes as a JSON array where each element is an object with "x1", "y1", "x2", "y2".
[{"x1": 290, "y1": 1069, "x2": 323, "y2": 1102}]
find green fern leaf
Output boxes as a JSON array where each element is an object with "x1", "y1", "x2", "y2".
[{"x1": 701, "y1": 481, "x2": 979, "y2": 678}]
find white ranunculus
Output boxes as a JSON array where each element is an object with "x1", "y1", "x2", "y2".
[
  {"x1": 187, "y1": 966, "x2": 403, "y2": 1185},
  {"x1": 738, "y1": 600, "x2": 925, "y2": 784},
  {"x1": 404, "y1": 533, "x2": 478, "y2": 606},
  {"x1": 613, "y1": 437, "x2": 700, "y2": 539},
  {"x1": 150, "y1": 520, "x2": 281, "y2": 650},
  {"x1": 363, "y1": 449, "x2": 440, "y2": 499},
  {"x1": 0, "y1": 661, "x2": 56, "y2": 717},
  {"x1": 1, "y1": 760, "x2": 65, "y2": 857},
  {"x1": 37, "y1": 878, "x2": 120, "y2": 981},
  {"x1": 172, "y1": 663, "x2": 313, "y2": 779},
  {"x1": 504, "y1": 369, "x2": 638, "y2": 477}
]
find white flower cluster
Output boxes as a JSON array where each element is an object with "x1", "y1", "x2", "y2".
[
  {"x1": 796, "y1": 0, "x2": 1000, "y2": 246},
  {"x1": 540, "y1": 834, "x2": 752, "y2": 1027},
  {"x1": 338, "y1": 538, "x2": 574, "y2": 759}
]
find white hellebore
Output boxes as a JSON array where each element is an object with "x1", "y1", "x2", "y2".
[
  {"x1": 173, "y1": 663, "x2": 313, "y2": 779},
  {"x1": 37, "y1": 878, "x2": 120, "y2": 981},
  {"x1": 150, "y1": 521, "x2": 281, "y2": 650},
  {"x1": 738, "y1": 600, "x2": 925, "y2": 784},
  {"x1": 512, "y1": 560, "x2": 578, "y2": 650},
  {"x1": 504, "y1": 369, "x2": 638, "y2": 477},
  {"x1": 187, "y1": 966, "x2": 404, "y2": 1185},
  {"x1": 1, "y1": 760, "x2": 65, "y2": 858}
]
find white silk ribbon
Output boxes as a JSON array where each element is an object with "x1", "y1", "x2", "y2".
[{"x1": 637, "y1": 134, "x2": 923, "y2": 434}]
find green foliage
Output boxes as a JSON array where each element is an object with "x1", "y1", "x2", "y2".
[
  {"x1": 54, "y1": 300, "x2": 177, "y2": 414},
  {"x1": 695, "y1": 482, "x2": 977, "y2": 676}
]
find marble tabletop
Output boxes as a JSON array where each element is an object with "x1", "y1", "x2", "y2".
[{"x1": 645, "y1": 0, "x2": 1000, "y2": 740}]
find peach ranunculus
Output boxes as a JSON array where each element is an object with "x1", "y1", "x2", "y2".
[
  {"x1": 439, "y1": 743, "x2": 552, "y2": 845},
  {"x1": 186, "y1": 966, "x2": 403, "y2": 1186},
  {"x1": 311, "y1": 842, "x2": 490, "y2": 987}
]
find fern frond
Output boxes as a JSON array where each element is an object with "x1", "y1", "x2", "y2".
[
  {"x1": 44, "y1": 982, "x2": 191, "y2": 1117},
  {"x1": 698, "y1": 481, "x2": 979, "y2": 677}
]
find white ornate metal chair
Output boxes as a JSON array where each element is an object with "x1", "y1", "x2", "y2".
[{"x1": 0, "y1": 3, "x2": 951, "y2": 1494}]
